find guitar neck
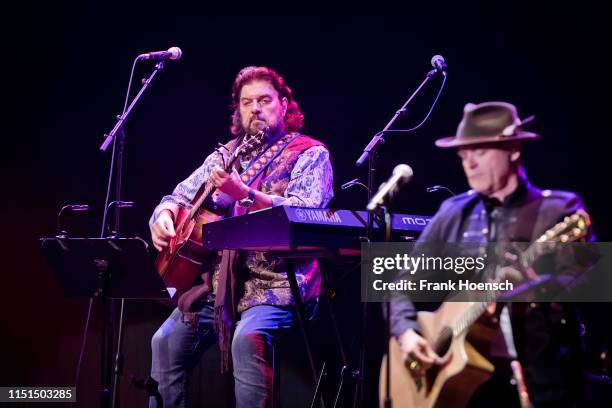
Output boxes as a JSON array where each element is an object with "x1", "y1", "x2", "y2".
[
  {"x1": 450, "y1": 212, "x2": 588, "y2": 338},
  {"x1": 184, "y1": 131, "x2": 266, "y2": 222},
  {"x1": 449, "y1": 242, "x2": 549, "y2": 337},
  {"x1": 185, "y1": 145, "x2": 235, "y2": 222},
  {"x1": 450, "y1": 301, "x2": 490, "y2": 338},
  {"x1": 187, "y1": 181, "x2": 217, "y2": 220},
  {"x1": 518, "y1": 241, "x2": 554, "y2": 270}
]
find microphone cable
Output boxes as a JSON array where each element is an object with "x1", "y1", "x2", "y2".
[{"x1": 372, "y1": 70, "x2": 448, "y2": 138}]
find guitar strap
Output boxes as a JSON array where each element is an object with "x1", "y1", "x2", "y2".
[
  {"x1": 499, "y1": 187, "x2": 544, "y2": 360},
  {"x1": 194, "y1": 132, "x2": 300, "y2": 214},
  {"x1": 237, "y1": 132, "x2": 301, "y2": 186}
]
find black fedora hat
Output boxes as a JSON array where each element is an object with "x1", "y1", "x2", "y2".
[{"x1": 435, "y1": 101, "x2": 539, "y2": 148}]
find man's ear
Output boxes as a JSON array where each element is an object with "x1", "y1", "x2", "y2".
[
  {"x1": 509, "y1": 141, "x2": 521, "y2": 163},
  {"x1": 281, "y1": 97, "x2": 288, "y2": 116}
]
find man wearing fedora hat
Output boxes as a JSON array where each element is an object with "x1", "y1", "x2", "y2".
[{"x1": 389, "y1": 101, "x2": 593, "y2": 406}]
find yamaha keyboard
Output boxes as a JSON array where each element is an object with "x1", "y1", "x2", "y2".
[{"x1": 202, "y1": 206, "x2": 431, "y2": 252}]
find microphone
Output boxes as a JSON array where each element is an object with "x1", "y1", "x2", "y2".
[
  {"x1": 137, "y1": 47, "x2": 182, "y2": 61},
  {"x1": 367, "y1": 164, "x2": 413, "y2": 210},
  {"x1": 430, "y1": 55, "x2": 447, "y2": 73}
]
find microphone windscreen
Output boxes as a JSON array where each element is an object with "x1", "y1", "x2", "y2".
[{"x1": 167, "y1": 47, "x2": 182, "y2": 60}]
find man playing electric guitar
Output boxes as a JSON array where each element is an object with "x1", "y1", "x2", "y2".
[{"x1": 389, "y1": 101, "x2": 594, "y2": 407}]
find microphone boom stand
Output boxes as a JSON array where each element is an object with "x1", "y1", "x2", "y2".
[
  {"x1": 99, "y1": 60, "x2": 166, "y2": 408},
  {"x1": 100, "y1": 61, "x2": 165, "y2": 152},
  {"x1": 354, "y1": 67, "x2": 438, "y2": 408}
]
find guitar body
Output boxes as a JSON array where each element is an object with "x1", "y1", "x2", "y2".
[
  {"x1": 380, "y1": 302, "x2": 495, "y2": 408},
  {"x1": 155, "y1": 207, "x2": 221, "y2": 299}
]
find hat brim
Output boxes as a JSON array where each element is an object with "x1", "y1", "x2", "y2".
[{"x1": 435, "y1": 131, "x2": 540, "y2": 148}]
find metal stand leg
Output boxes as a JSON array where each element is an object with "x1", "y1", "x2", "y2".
[
  {"x1": 318, "y1": 257, "x2": 355, "y2": 408},
  {"x1": 272, "y1": 334, "x2": 280, "y2": 408},
  {"x1": 309, "y1": 362, "x2": 328, "y2": 408},
  {"x1": 285, "y1": 259, "x2": 326, "y2": 408},
  {"x1": 111, "y1": 298, "x2": 126, "y2": 408}
]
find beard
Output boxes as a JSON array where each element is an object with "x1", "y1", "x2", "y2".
[{"x1": 245, "y1": 118, "x2": 285, "y2": 144}]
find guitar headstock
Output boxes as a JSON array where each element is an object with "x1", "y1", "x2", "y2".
[
  {"x1": 239, "y1": 128, "x2": 268, "y2": 154},
  {"x1": 535, "y1": 209, "x2": 591, "y2": 243},
  {"x1": 224, "y1": 128, "x2": 268, "y2": 170}
]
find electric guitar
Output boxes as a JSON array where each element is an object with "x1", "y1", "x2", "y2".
[{"x1": 379, "y1": 209, "x2": 591, "y2": 407}]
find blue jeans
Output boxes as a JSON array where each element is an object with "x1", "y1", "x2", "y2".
[{"x1": 150, "y1": 304, "x2": 295, "y2": 408}]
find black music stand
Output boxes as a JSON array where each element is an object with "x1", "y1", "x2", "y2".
[{"x1": 40, "y1": 237, "x2": 169, "y2": 408}]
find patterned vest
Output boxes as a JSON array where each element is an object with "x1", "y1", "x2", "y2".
[{"x1": 215, "y1": 133, "x2": 326, "y2": 312}]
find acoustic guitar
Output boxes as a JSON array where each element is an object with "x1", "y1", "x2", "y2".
[
  {"x1": 154, "y1": 130, "x2": 266, "y2": 299},
  {"x1": 380, "y1": 209, "x2": 591, "y2": 407}
]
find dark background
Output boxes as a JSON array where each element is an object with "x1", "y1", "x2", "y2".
[{"x1": 4, "y1": 3, "x2": 611, "y2": 407}]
